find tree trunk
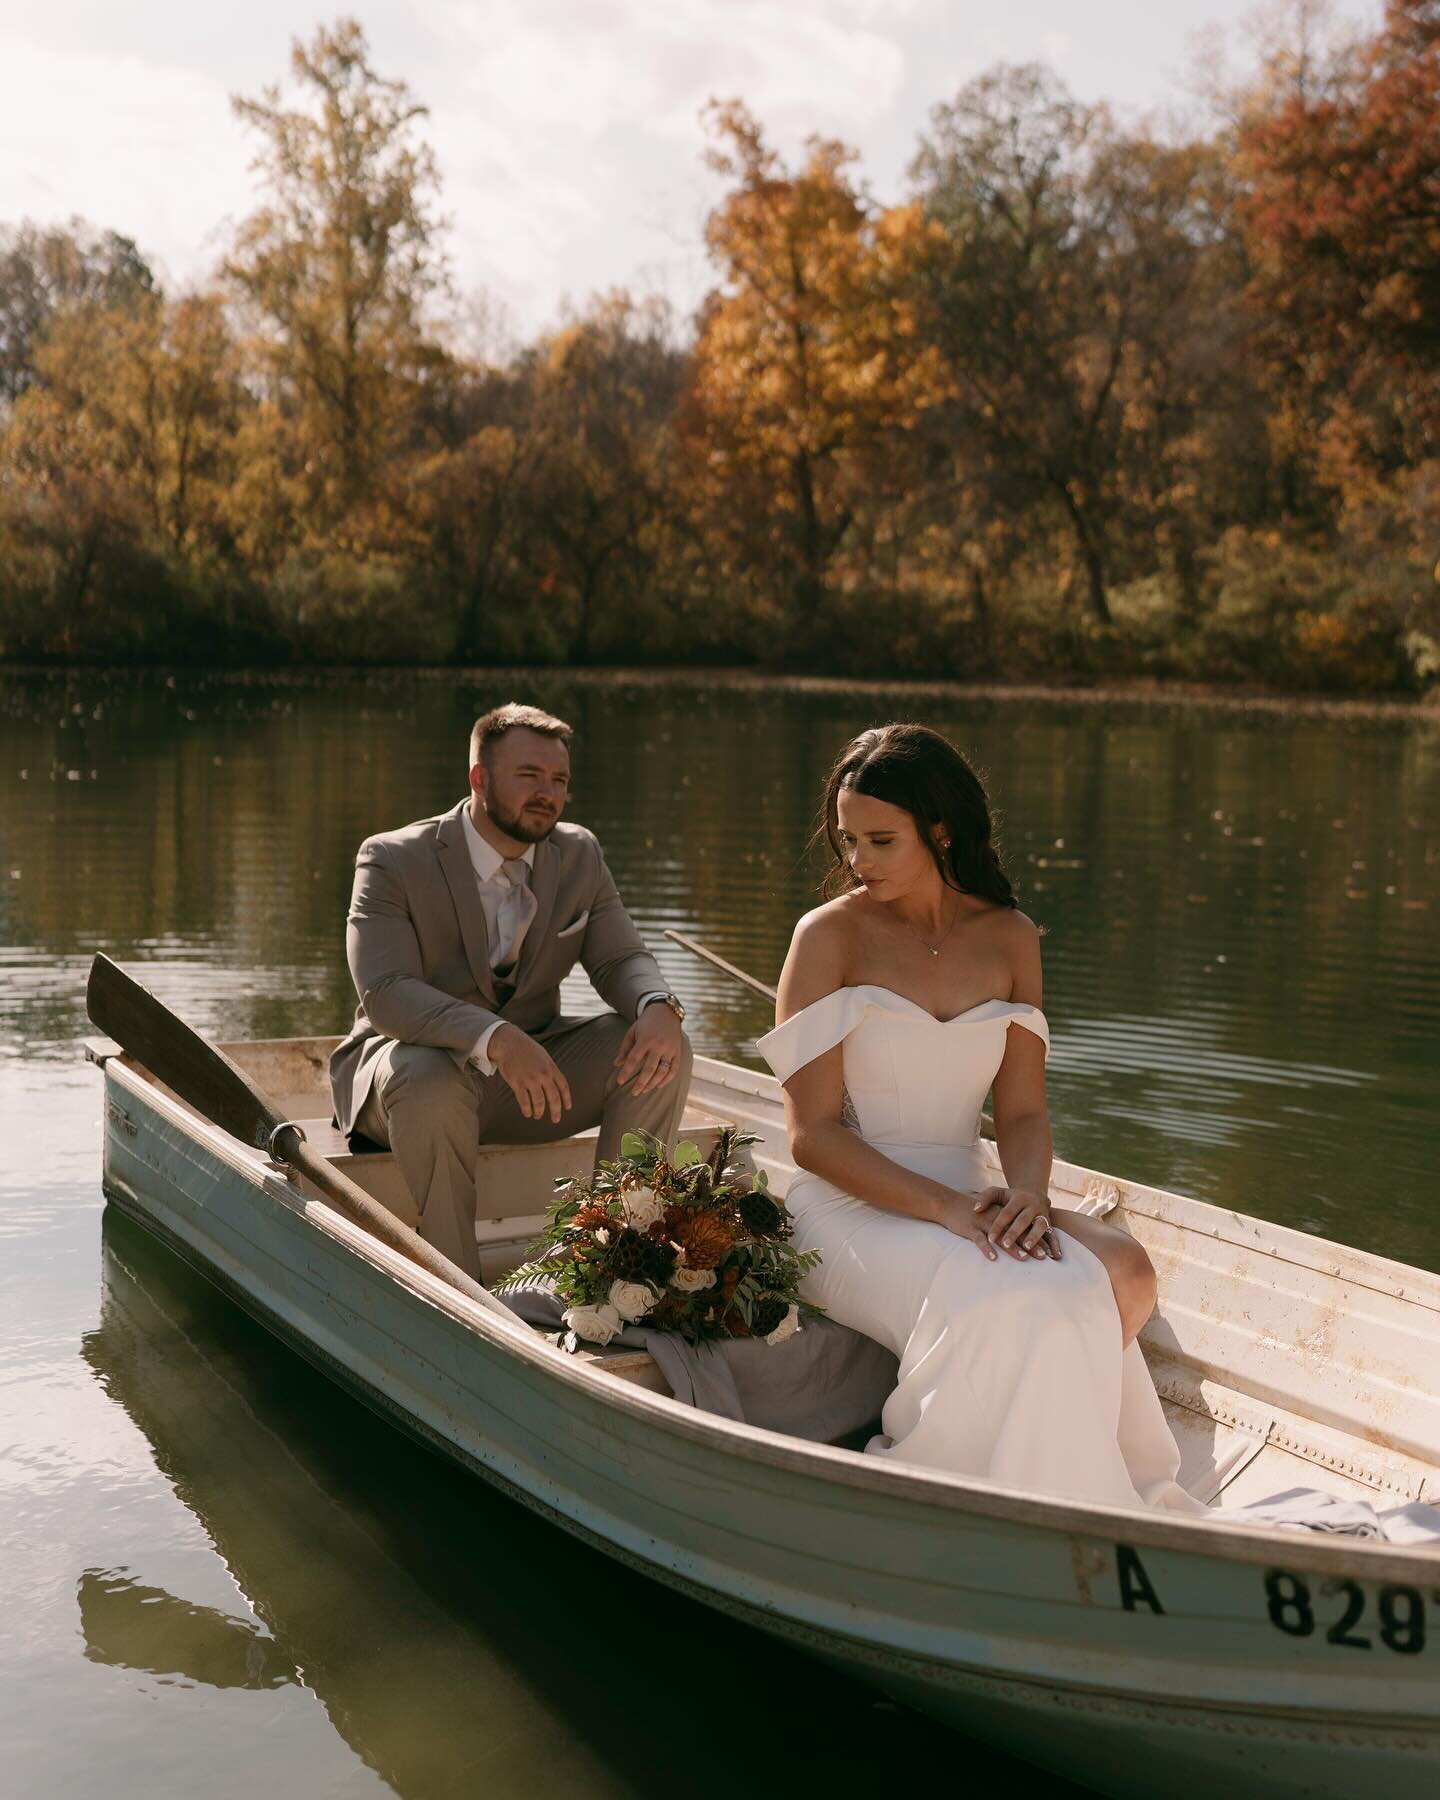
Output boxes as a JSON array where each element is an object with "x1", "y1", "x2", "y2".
[
  {"x1": 1057, "y1": 484, "x2": 1112, "y2": 625},
  {"x1": 969, "y1": 560, "x2": 994, "y2": 671},
  {"x1": 1172, "y1": 518, "x2": 1202, "y2": 629},
  {"x1": 790, "y1": 448, "x2": 828, "y2": 651}
]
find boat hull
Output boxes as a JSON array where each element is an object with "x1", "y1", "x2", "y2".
[{"x1": 97, "y1": 1057, "x2": 1440, "y2": 1800}]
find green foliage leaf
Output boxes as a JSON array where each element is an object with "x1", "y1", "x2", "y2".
[{"x1": 672, "y1": 1140, "x2": 702, "y2": 1168}]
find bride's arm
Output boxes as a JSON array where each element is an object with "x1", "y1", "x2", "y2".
[
  {"x1": 775, "y1": 911, "x2": 1000, "y2": 1260},
  {"x1": 976, "y1": 913, "x2": 1057, "y2": 1257}
]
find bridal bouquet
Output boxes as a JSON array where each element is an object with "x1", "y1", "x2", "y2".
[{"x1": 496, "y1": 1127, "x2": 822, "y2": 1352}]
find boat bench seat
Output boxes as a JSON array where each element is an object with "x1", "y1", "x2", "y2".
[{"x1": 271, "y1": 1097, "x2": 735, "y2": 1287}]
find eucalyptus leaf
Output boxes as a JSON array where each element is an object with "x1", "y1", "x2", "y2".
[
  {"x1": 619, "y1": 1131, "x2": 649, "y2": 1159},
  {"x1": 672, "y1": 1141, "x2": 702, "y2": 1169}
]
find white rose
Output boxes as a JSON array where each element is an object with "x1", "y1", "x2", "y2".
[
  {"x1": 764, "y1": 1304, "x2": 801, "y2": 1346},
  {"x1": 621, "y1": 1186, "x2": 663, "y2": 1230},
  {"x1": 669, "y1": 1264, "x2": 717, "y2": 1293},
  {"x1": 608, "y1": 1279, "x2": 658, "y2": 1322},
  {"x1": 564, "y1": 1302, "x2": 623, "y2": 1346}
]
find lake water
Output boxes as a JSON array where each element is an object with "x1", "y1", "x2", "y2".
[{"x1": 3, "y1": 669, "x2": 1437, "y2": 1797}]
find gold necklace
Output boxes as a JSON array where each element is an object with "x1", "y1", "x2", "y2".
[{"x1": 894, "y1": 894, "x2": 963, "y2": 958}]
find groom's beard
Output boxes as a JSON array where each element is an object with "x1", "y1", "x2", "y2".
[{"x1": 486, "y1": 793, "x2": 559, "y2": 844}]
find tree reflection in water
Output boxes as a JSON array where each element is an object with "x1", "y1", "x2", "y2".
[{"x1": 81, "y1": 1210, "x2": 1065, "y2": 1798}]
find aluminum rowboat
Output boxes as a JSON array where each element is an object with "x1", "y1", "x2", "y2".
[{"x1": 86, "y1": 1032, "x2": 1440, "y2": 1799}]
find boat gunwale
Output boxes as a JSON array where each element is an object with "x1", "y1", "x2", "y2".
[
  {"x1": 89, "y1": 1196, "x2": 1440, "y2": 1755},
  {"x1": 98, "y1": 1048, "x2": 1440, "y2": 1581}
]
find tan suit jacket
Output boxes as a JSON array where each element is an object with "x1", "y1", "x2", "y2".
[{"x1": 330, "y1": 798, "x2": 666, "y2": 1133}]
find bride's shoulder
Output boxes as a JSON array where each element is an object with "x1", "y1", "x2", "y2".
[
  {"x1": 992, "y1": 904, "x2": 1041, "y2": 943},
  {"x1": 990, "y1": 905, "x2": 1044, "y2": 996},
  {"x1": 777, "y1": 896, "x2": 862, "y2": 1008},
  {"x1": 786, "y1": 894, "x2": 864, "y2": 956}
]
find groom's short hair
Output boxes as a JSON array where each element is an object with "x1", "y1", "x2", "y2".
[{"x1": 470, "y1": 703, "x2": 574, "y2": 770}]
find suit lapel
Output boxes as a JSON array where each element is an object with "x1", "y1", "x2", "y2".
[
  {"x1": 511, "y1": 832, "x2": 561, "y2": 997},
  {"x1": 435, "y1": 799, "x2": 496, "y2": 1004}
]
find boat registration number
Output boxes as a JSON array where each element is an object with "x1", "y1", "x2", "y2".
[
  {"x1": 1117, "y1": 1546, "x2": 1433, "y2": 1652},
  {"x1": 1262, "y1": 1571, "x2": 1431, "y2": 1653}
]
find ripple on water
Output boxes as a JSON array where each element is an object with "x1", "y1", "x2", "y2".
[{"x1": 0, "y1": 670, "x2": 1436, "y2": 1797}]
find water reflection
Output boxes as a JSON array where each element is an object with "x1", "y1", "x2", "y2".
[
  {"x1": 6, "y1": 669, "x2": 1438, "y2": 1796},
  {"x1": 78, "y1": 1570, "x2": 294, "y2": 1691},
  {"x1": 81, "y1": 1210, "x2": 1067, "y2": 1798}
]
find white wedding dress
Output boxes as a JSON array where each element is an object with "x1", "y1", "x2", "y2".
[{"x1": 758, "y1": 987, "x2": 1204, "y2": 1512}]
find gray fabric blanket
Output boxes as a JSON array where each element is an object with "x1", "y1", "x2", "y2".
[
  {"x1": 1239, "y1": 1487, "x2": 1440, "y2": 1546},
  {"x1": 498, "y1": 1281, "x2": 898, "y2": 1443}
]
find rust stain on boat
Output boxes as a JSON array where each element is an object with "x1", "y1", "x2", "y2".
[{"x1": 1069, "y1": 1539, "x2": 1107, "y2": 1605}]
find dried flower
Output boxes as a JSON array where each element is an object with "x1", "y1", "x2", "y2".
[{"x1": 673, "y1": 1211, "x2": 735, "y2": 1270}]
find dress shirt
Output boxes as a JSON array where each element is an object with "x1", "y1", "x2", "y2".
[
  {"x1": 462, "y1": 807, "x2": 535, "y2": 1074},
  {"x1": 460, "y1": 805, "x2": 669, "y2": 1077}
]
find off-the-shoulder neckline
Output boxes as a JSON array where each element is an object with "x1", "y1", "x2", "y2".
[{"x1": 779, "y1": 984, "x2": 1046, "y2": 1030}]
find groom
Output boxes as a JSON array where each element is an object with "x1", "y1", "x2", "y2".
[{"x1": 330, "y1": 702, "x2": 692, "y2": 1281}]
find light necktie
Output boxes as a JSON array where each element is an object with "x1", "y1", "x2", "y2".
[{"x1": 495, "y1": 857, "x2": 538, "y2": 980}]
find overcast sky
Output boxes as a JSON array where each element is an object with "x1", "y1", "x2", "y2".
[{"x1": 0, "y1": 1, "x2": 1381, "y2": 344}]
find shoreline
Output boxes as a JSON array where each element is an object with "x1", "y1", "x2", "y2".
[{"x1": 2, "y1": 661, "x2": 1436, "y2": 723}]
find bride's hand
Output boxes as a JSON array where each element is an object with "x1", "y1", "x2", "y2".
[
  {"x1": 935, "y1": 1194, "x2": 1002, "y2": 1260},
  {"x1": 972, "y1": 1186, "x2": 1061, "y2": 1262}
]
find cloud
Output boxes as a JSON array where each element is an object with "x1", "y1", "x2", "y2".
[
  {"x1": 408, "y1": 0, "x2": 915, "y2": 326},
  {"x1": 423, "y1": 0, "x2": 908, "y2": 145},
  {"x1": 0, "y1": 4, "x2": 940, "y2": 332},
  {"x1": 0, "y1": 32, "x2": 253, "y2": 288}
]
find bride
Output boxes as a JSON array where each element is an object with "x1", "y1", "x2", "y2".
[{"x1": 758, "y1": 723, "x2": 1202, "y2": 1513}]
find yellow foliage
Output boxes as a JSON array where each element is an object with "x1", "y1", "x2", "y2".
[
  {"x1": 683, "y1": 102, "x2": 949, "y2": 619},
  {"x1": 1, "y1": 291, "x2": 240, "y2": 556}
]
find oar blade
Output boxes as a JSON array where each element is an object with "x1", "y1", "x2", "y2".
[{"x1": 86, "y1": 953, "x2": 281, "y2": 1151}]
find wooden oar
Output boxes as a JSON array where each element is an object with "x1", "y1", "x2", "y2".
[
  {"x1": 85, "y1": 954, "x2": 494, "y2": 1310},
  {"x1": 662, "y1": 928, "x2": 996, "y2": 1140},
  {"x1": 663, "y1": 929, "x2": 777, "y2": 1001}
]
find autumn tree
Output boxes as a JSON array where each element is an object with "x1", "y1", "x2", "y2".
[
  {"x1": 0, "y1": 218, "x2": 157, "y2": 407},
  {"x1": 223, "y1": 17, "x2": 452, "y2": 543},
  {"x1": 910, "y1": 67, "x2": 1135, "y2": 625},
  {"x1": 1224, "y1": 0, "x2": 1440, "y2": 682},
  {"x1": 0, "y1": 286, "x2": 250, "y2": 652},
  {"x1": 682, "y1": 101, "x2": 946, "y2": 652},
  {"x1": 7, "y1": 293, "x2": 241, "y2": 545},
  {"x1": 1092, "y1": 133, "x2": 1269, "y2": 622},
  {"x1": 523, "y1": 292, "x2": 685, "y2": 658},
  {"x1": 1238, "y1": 1, "x2": 1440, "y2": 475}
]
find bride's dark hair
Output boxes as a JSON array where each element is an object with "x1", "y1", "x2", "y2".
[{"x1": 817, "y1": 723, "x2": 1018, "y2": 907}]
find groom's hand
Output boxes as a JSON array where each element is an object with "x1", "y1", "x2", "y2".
[
  {"x1": 489, "y1": 1024, "x2": 573, "y2": 1124},
  {"x1": 614, "y1": 1001, "x2": 683, "y2": 1097}
]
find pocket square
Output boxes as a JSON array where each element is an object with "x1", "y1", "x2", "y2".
[{"x1": 555, "y1": 909, "x2": 590, "y2": 940}]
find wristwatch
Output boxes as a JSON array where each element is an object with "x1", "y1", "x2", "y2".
[{"x1": 643, "y1": 992, "x2": 686, "y2": 1024}]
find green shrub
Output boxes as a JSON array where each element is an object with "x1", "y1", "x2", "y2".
[{"x1": 268, "y1": 550, "x2": 458, "y2": 664}]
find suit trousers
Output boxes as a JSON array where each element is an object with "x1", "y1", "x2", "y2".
[{"x1": 354, "y1": 1013, "x2": 694, "y2": 1282}]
